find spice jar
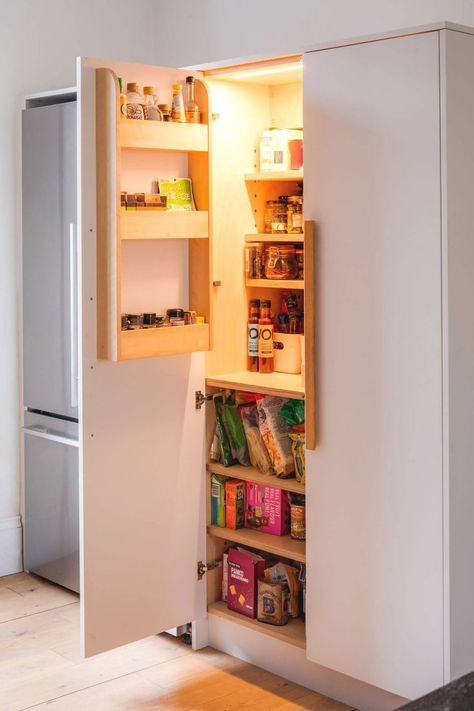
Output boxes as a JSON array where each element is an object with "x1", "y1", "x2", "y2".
[
  {"x1": 296, "y1": 248, "x2": 304, "y2": 280},
  {"x1": 264, "y1": 200, "x2": 287, "y2": 234},
  {"x1": 158, "y1": 104, "x2": 172, "y2": 121},
  {"x1": 287, "y1": 196, "x2": 303, "y2": 234},
  {"x1": 290, "y1": 499, "x2": 306, "y2": 540},
  {"x1": 264, "y1": 245, "x2": 298, "y2": 280}
]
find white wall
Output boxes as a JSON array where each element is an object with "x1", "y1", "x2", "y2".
[{"x1": 1, "y1": 0, "x2": 474, "y2": 573}]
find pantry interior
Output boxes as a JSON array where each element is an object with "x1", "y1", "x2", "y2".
[{"x1": 93, "y1": 54, "x2": 313, "y2": 650}]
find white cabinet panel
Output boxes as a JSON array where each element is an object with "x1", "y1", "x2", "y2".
[
  {"x1": 304, "y1": 33, "x2": 443, "y2": 699},
  {"x1": 78, "y1": 58, "x2": 207, "y2": 657}
]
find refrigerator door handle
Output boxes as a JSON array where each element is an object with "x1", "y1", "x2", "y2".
[
  {"x1": 23, "y1": 426, "x2": 79, "y2": 448},
  {"x1": 69, "y1": 223, "x2": 78, "y2": 408}
]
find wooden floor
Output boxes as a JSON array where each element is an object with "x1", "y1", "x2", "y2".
[{"x1": 0, "y1": 573, "x2": 354, "y2": 711}]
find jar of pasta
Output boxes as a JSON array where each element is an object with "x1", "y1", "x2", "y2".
[
  {"x1": 264, "y1": 245, "x2": 298, "y2": 280},
  {"x1": 264, "y1": 200, "x2": 287, "y2": 234},
  {"x1": 287, "y1": 196, "x2": 303, "y2": 234}
]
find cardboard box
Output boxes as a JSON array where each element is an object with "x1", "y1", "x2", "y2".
[
  {"x1": 227, "y1": 547, "x2": 266, "y2": 618},
  {"x1": 245, "y1": 481, "x2": 290, "y2": 536},
  {"x1": 211, "y1": 474, "x2": 226, "y2": 527},
  {"x1": 225, "y1": 479, "x2": 245, "y2": 529}
]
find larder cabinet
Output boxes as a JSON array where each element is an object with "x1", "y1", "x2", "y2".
[{"x1": 50, "y1": 22, "x2": 474, "y2": 710}]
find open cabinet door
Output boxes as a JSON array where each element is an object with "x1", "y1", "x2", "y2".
[{"x1": 77, "y1": 57, "x2": 208, "y2": 656}]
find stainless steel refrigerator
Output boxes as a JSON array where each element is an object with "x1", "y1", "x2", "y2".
[{"x1": 22, "y1": 99, "x2": 79, "y2": 593}]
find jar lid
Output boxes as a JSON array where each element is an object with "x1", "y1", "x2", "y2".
[
  {"x1": 126, "y1": 83, "x2": 139, "y2": 93},
  {"x1": 172, "y1": 83, "x2": 182, "y2": 92},
  {"x1": 143, "y1": 86, "x2": 155, "y2": 95},
  {"x1": 260, "y1": 299, "x2": 271, "y2": 308},
  {"x1": 186, "y1": 76, "x2": 195, "y2": 83},
  {"x1": 167, "y1": 308, "x2": 184, "y2": 318},
  {"x1": 158, "y1": 103, "x2": 171, "y2": 111},
  {"x1": 265, "y1": 200, "x2": 281, "y2": 206},
  {"x1": 288, "y1": 196, "x2": 303, "y2": 203}
]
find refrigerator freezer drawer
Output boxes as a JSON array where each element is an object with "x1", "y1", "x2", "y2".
[{"x1": 24, "y1": 424, "x2": 79, "y2": 593}]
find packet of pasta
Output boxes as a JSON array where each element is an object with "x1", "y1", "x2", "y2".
[{"x1": 256, "y1": 396, "x2": 294, "y2": 477}]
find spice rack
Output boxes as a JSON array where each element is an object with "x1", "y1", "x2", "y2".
[{"x1": 96, "y1": 67, "x2": 211, "y2": 361}]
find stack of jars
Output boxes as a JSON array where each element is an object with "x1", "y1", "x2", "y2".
[{"x1": 264, "y1": 195, "x2": 303, "y2": 234}]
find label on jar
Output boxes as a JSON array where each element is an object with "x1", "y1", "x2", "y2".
[
  {"x1": 291, "y1": 213, "x2": 303, "y2": 228},
  {"x1": 248, "y1": 324, "x2": 259, "y2": 356},
  {"x1": 258, "y1": 324, "x2": 274, "y2": 358}
]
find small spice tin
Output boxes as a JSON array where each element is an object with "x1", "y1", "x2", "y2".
[{"x1": 142, "y1": 312, "x2": 157, "y2": 328}]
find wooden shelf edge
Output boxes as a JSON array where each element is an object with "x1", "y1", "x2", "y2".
[
  {"x1": 246, "y1": 278, "x2": 304, "y2": 289},
  {"x1": 207, "y1": 462, "x2": 305, "y2": 495},
  {"x1": 120, "y1": 210, "x2": 209, "y2": 240},
  {"x1": 244, "y1": 171, "x2": 304, "y2": 182},
  {"x1": 208, "y1": 601, "x2": 306, "y2": 649},
  {"x1": 120, "y1": 323, "x2": 209, "y2": 360},
  {"x1": 245, "y1": 233, "x2": 304, "y2": 243},
  {"x1": 208, "y1": 525, "x2": 306, "y2": 563},
  {"x1": 205, "y1": 371, "x2": 304, "y2": 400},
  {"x1": 119, "y1": 119, "x2": 208, "y2": 152}
]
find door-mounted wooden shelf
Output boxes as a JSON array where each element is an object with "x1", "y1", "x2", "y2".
[
  {"x1": 207, "y1": 462, "x2": 305, "y2": 495},
  {"x1": 245, "y1": 278, "x2": 304, "y2": 289},
  {"x1": 119, "y1": 119, "x2": 208, "y2": 152},
  {"x1": 120, "y1": 323, "x2": 209, "y2": 360},
  {"x1": 208, "y1": 525, "x2": 306, "y2": 563},
  {"x1": 245, "y1": 233, "x2": 304, "y2": 243},
  {"x1": 120, "y1": 210, "x2": 209, "y2": 240},
  {"x1": 206, "y1": 371, "x2": 304, "y2": 399},
  {"x1": 245, "y1": 170, "x2": 303, "y2": 182},
  {"x1": 208, "y1": 601, "x2": 306, "y2": 649}
]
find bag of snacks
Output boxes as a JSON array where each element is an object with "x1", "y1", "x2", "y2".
[
  {"x1": 256, "y1": 396, "x2": 294, "y2": 477},
  {"x1": 257, "y1": 579, "x2": 290, "y2": 626},
  {"x1": 240, "y1": 403, "x2": 274, "y2": 475},
  {"x1": 289, "y1": 432, "x2": 305, "y2": 484},
  {"x1": 214, "y1": 395, "x2": 236, "y2": 467},
  {"x1": 279, "y1": 398, "x2": 305, "y2": 426},
  {"x1": 263, "y1": 561, "x2": 300, "y2": 618},
  {"x1": 223, "y1": 402, "x2": 250, "y2": 466}
]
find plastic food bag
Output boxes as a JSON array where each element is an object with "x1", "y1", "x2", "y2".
[
  {"x1": 214, "y1": 395, "x2": 236, "y2": 467},
  {"x1": 240, "y1": 404, "x2": 274, "y2": 475},
  {"x1": 289, "y1": 432, "x2": 305, "y2": 484},
  {"x1": 279, "y1": 399, "x2": 305, "y2": 426},
  {"x1": 263, "y1": 562, "x2": 300, "y2": 618},
  {"x1": 257, "y1": 397, "x2": 294, "y2": 478},
  {"x1": 223, "y1": 402, "x2": 250, "y2": 466}
]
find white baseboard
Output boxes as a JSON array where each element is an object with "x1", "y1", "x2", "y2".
[
  {"x1": 208, "y1": 613, "x2": 408, "y2": 711},
  {"x1": 0, "y1": 516, "x2": 23, "y2": 576}
]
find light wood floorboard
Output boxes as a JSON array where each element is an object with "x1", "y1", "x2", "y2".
[{"x1": 0, "y1": 573, "x2": 353, "y2": 711}]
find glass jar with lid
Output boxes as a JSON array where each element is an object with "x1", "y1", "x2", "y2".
[
  {"x1": 287, "y1": 196, "x2": 303, "y2": 234},
  {"x1": 264, "y1": 200, "x2": 287, "y2": 234},
  {"x1": 264, "y1": 245, "x2": 298, "y2": 280}
]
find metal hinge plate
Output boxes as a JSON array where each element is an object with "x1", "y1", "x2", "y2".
[
  {"x1": 197, "y1": 560, "x2": 220, "y2": 580},
  {"x1": 195, "y1": 390, "x2": 213, "y2": 410}
]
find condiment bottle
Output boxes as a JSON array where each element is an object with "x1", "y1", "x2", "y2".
[
  {"x1": 158, "y1": 104, "x2": 172, "y2": 121},
  {"x1": 258, "y1": 300, "x2": 274, "y2": 373},
  {"x1": 184, "y1": 76, "x2": 200, "y2": 123},
  {"x1": 142, "y1": 86, "x2": 163, "y2": 121},
  {"x1": 118, "y1": 77, "x2": 127, "y2": 119},
  {"x1": 125, "y1": 83, "x2": 144, "y2": 120},
  {"x1": 171, "y1": 83, "x2": 185, "y2": 122},
  {"x1": 247, "y1": 299, "x2": 260, "y2": 372}
]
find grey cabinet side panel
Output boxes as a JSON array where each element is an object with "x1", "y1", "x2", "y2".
[{"x1": 440, "y1": 29, "x2": 474, "y2": 681}]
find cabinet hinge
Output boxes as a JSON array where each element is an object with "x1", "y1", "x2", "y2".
[
  {"x1": 195, "y1": 390, "x2": 213, "y2": 410},
  {"x1": 197, "y1": 559, "x2": 220, "y2": 580}
]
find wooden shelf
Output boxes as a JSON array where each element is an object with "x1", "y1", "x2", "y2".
[
  {"x1": 244, "y1": 171, "x2": 303, "y2": 182},
  {"x1": 120, "y1": 210, "x2": 208, "y2": 240},
  {"x1": 207, "y1": 462, "x2": 305, "y2": 495},
  {"x1": 119, "y1": 119, "x2": 208, "y2": 152},
  {"x1": 206, "y1": 371, "x2": 304, "y2": 399},
  {"x1": 208, "y1": 525, "x2": 306, "y2": 563},
  {"x1": 208, "y1": 601, "x2": 306, "y2": 649},
  {"x1": 245, "y1": 233, "x2": 304, "y2": 243},
  {"x1": 246, "y1": 278, "x2": 304, "y2": 289},
  {"x1": 120, "y1": 323, "x2": 209, "y2": 360}
]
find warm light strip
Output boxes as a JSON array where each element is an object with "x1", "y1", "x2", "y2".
[{"x1": 226, "y1": 62, "x2": 302, "y2": 80}]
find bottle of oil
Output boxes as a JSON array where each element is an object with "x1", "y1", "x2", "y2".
[
  {"x1": 184, "y1": 76, "x2": 201, "y2": 123},
  {"x1": 258, "y1": 300, "x2": 274, "y2": 374},
  {"x1": 247, "y1": 299, "x2": 260, "y2": 372}
]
